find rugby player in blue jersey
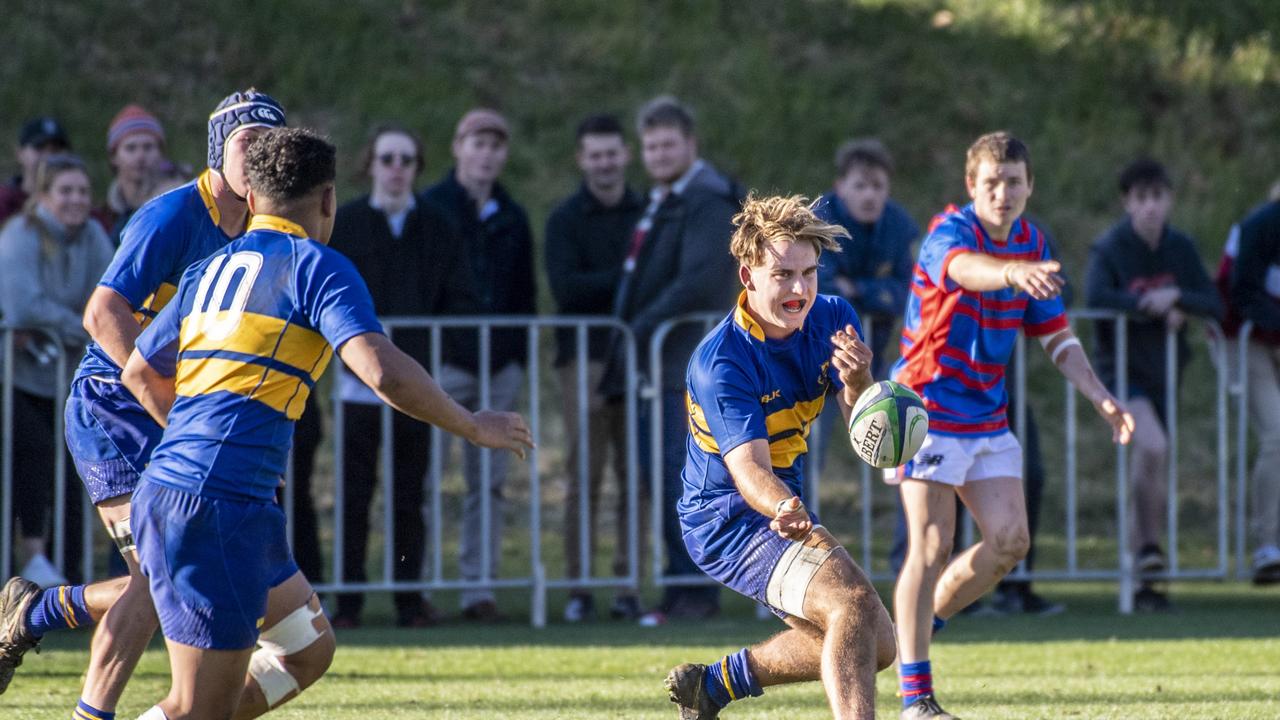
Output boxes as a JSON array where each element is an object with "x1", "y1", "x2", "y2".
[
  {"x1": 888, "y1": 132, "x2": 1134, "y2": 719},
  {"x1": 118, "y1": 127, "x2": 532, "y2": 720},
  {"x1": 0, "y1": 90, "x2": 297, "y2": 720},
  {"x1": 664, "y1": 195, "x2": 897, "y2": 719}
]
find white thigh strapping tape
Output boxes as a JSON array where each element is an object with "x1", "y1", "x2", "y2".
[{"x1": 765, "y1": 533, "x2": 834, "y2": 620}]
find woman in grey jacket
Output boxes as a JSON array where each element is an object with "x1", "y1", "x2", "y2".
[{"x1": 0, "y1": 154, "x2": 113, "y2": 586}]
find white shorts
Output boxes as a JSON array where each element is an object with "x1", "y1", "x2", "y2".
[{"x1": 883, "y1": 431, "x2": 1022, "y2": 487}]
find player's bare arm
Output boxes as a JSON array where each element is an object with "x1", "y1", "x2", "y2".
[
  {"x1": 1041, "y1": 327, "x2": 1135, "y2": 444},
  {"x1": 120, "y1": 348, "x2": 175, "y2": 427},
  {"x1": 723, "y1": 439, "x2": 812, "y2": 540},
  {"x1": 830, "y1": 324, "x2": 874, "y2": 408},
  {"x1": 947, "y1": 252, "x2": 1064, "y2": 300},
  {"x1": 82, "y1": 286, "x2": 143, "y2": 369},
  {"x1": 338, "y1": 331, "x2": 534, "y2": 458}
]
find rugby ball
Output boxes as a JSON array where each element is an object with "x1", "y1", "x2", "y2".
[{"x1": 848, "y1": 381, "x2": 928, "y2": 468}]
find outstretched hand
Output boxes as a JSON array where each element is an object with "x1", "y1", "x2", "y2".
[
  {"x1": 769, "y1": 496, "x2": 812, "y2": 541},
  {"x1": 1008, "y1": 260, "x2": 1065, "y2": 300},
  {"x1": 1093, "y1": 395, "x2": 1135, "y2": 445},
  {"x1": 470, "y1": 410, "x2": 535, "y2": 459}
]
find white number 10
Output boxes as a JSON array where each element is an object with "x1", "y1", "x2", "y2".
[{"x1": 191, "y1": 251, "x2": 264, "y2": 341}]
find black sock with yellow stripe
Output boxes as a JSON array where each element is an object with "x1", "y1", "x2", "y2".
[
  {"x1": 26, "y1": 584, "x2": 93, "y2": 636},
  {"x1": 702, "y1": 648, "x2": 764, "y2": 708}
]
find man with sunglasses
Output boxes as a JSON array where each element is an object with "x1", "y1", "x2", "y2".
[{"x1": 326, "y1": 124, "x2": 479, "y2": 628}]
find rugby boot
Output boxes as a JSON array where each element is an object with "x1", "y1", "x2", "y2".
[
  {"x1": 664, "y1": 662, "x2": 720, "y2": 719},
  {"x1": 0, "y1": 577, "x2": 41, "y2": 694},
  {"x1": 901, "y1": 693, "x2": 958, "y2": 719}
]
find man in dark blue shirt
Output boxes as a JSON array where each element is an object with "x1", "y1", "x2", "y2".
[{"x1": 807, "y1": 140, "x2": 917, "y2": 493}]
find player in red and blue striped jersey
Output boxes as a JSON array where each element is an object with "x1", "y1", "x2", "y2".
[{"x1": 887, "y1": 133, "x2": 1134, "y2": 720}]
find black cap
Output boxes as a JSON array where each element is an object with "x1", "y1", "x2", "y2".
[{"x1": 19, "y1": 117, "x2": 70, "y2": 149}]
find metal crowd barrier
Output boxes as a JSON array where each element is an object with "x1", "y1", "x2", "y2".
[
  {"x1": 0, "y1": 325, "x2": 94, "y2": 583},
  {"x1": 1232, "y1": 321, "x2": 1256, "y2": 581},
  {"x1": 0, "y1": 312, "x2": 1264, "y2": 621},
  {"x1": 293, "y1": 316, "x2": 641, "y2": 628}
]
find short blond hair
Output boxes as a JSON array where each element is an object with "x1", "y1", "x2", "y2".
[{"x1": 730, "y1": 194, "x2": 847, "y2": 267}]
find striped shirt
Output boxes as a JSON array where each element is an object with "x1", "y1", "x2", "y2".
[{"x1": 891, "y1": 203, "x2": 1067, "y2": 436}]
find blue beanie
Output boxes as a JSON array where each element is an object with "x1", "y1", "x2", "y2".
[{"x1": 207, "y1": 89, "x2": 287, "y2": 170}]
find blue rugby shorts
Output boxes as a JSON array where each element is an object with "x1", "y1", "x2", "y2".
[{"x1": 133, "y1": 480, "x2": 298, "y2": 650}]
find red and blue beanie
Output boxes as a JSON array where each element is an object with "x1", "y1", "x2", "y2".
[
  {"x1": 206, "y1": 89, "x2": 287, "y2": 170},
  {"x1": 107, "y1": 105, "x2": 165, "y2": 154}
]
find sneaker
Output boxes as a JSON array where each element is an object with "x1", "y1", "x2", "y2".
[
  {"x1": 1133, "y1": 586, "x2": 1173, "y2": 613},
  {"x1": 18, "y1": 555, "x2": 66, "y2": 589},
  {"x1": 1135, "y1": 544, "x2": 1166, "y2": 575},
  {"x1": 989, "y1": 589, "x2": 1024, "y2": 615},
  {"x1": 663, "y1": 663, "x2": 720, "y2": 719},
  {"x1": 638, "y1": 610, "x2": 667, "y2": 628},
  {"x1": 609, "y1": 595, "x2": 642, "y2": 621},
  {"x1": 958, "y1": 601, "x2": 1004, "y2": 617},
  {"x1": 329, "y1": 613, "x2": 361, "y2": 630},
  {"x1": 563, "y1": 593, "x2": 595, "y2": 623},
  {"x1": 1018, "y1": 591, "x2": 1066, "y2": 616},
  {"x1": 461, "y1": 600, "x2": 507, "y2": 623},
  {"x1": 992, "y1": 587, "x2": 1065, "y2": 616},
  {"x1": 901, "y1": 693, "x2": 958, "y2": 719},
  {"x1": 397, "y1": 600, "x2": 441, "y2": 628},
  {"x1": 0, "y1": 577, "x2": 41, "y2": 694},
  {"x1": 1251, "y1": 545, "x2": 1280, "y2": 585}
]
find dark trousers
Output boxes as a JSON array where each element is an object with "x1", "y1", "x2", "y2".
[
  {"x1": 12, "y1": 389, "x2": 83, "y2": 583},
  {"x1": 641, "y1": 388, "x2": 719, "y2": 613},
  {"x1": 279, "y1": 402, "x2": 323, "y2": 582},
  {"x1": 335, "y1": 402, "x2": 430, "y2": 619},
  {"x1": 561, "y1": 363, "x2": 632, "y2": 585}
]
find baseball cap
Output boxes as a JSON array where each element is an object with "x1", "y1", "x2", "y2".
[
  {"x1": 453, "y1": 108, "x2": 509, "y2": 142},
  {"x1": 19, "y1": 116, "x2": 70, "y2": 149}
]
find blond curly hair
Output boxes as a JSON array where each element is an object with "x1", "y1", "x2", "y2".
[{"x1": 729, "y1": 193, "x2": 847, "y2": 267}]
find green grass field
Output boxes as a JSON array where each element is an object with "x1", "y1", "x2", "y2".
[{"x1": 4, "y1": 582, "x2": 1277, "y2": 719}]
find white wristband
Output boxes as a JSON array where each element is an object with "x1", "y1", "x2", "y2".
[{"x1": 1050, "y1": 336, "x2": 1082, "y2": 365}]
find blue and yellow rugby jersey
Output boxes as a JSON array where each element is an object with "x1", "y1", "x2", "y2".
[
  {"x1": 76, "y1": 170, "x2": 240, "y2": 383},
  {"x1": 134, "y1": 215, "x2": 382, "y2": 502},
  {"x1": 679, "y1": 292, "x2": 862, "y2": 559}
]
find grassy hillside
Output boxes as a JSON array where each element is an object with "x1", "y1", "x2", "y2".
[
  {"x1": 4, "y1": 0, "x2": 1275, "y2": 574},
  {"x1": 6, "y1": 0, "x2": 1280, "y2": 267}
]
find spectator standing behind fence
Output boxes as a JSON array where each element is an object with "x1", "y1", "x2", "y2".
[
  {"x1": 806, "y1": 138, "x2": 917, "y2": 550},
  {"x1": 0, "y1": 118, "x2": 71, "y2": 228},
  {"x1": 1086, "y1": 157, "x2": 1223, "y2": 612},
  {"x1": 601, "y1": 96, "x2": 742, "y2": 625},
  {"x1": 421, "y1": 108, "x2": 534, "y2": 622},
  {"x1": 0, "y1": 154, "x2": 113, "y2": 587},
  {"x1": 546, "y1": 114, "x2": 644, "y2": 623},
  {"x1": 94, "y1": 105, "x2": 167, "y2": 243},
  {"x1": 1218, "y1": 186, "x2": 1280, "y2": 584},
  {"x1": 816, "y1": 139, "x2": 916, "y2": 377},
  {"x1": 328, "y1": 124, "x2": 478, "y2": 627}
]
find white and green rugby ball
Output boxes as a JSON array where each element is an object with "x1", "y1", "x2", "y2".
[{"x1": 848, "y1": 381, "x2": 929, "y2": 469}]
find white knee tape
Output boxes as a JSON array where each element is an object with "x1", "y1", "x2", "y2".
[
  {"x1": 765, "y1": 532, "x2": 834, "y2": 621},
  {"x1": 258, "y1": 600, "x2": 326, "y2": 656},
  {"x1": 135, "y1": 706, "x2": 169, "y2": 720},
  {"x1": 249, "y1": 648, "x2": 300, "y2": 707}
]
